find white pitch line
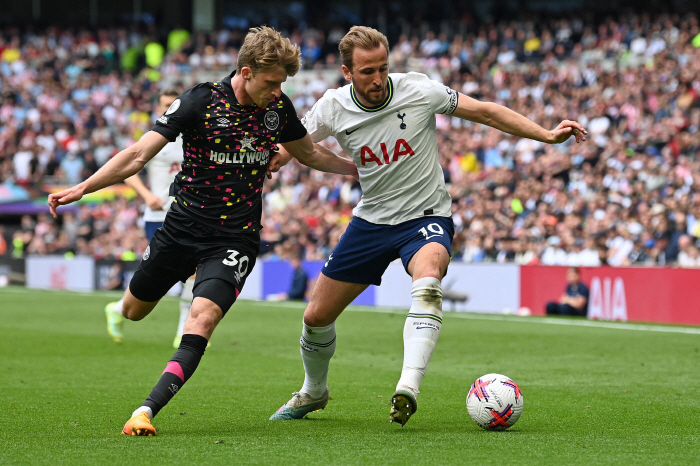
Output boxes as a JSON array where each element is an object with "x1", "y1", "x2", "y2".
[
  {"x1": 242, "y1": 300, "x2": 700, "y2": 335},
  {"x1": 3, "y1": 287, "x2": 700, "y2": 335}
]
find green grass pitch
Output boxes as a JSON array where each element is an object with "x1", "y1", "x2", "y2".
[{"x1": 1, "y1": 287, "x2": 699, "y2": 465}]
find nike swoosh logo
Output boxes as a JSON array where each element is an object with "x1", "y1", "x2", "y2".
[{"x1": 345, "y1": 126, "x2": 362, "y2": 135}]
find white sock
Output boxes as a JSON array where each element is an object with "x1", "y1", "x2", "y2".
[
  {"x1": 132, "y1": 406, "x2": 153, "y2": 420},
  {"x1": 113, "y1": 299, "x2": 125, "y2": 316},
  {"x1": 177, "y1": 301, "x2": 189, "y2": 336},
  {"x1": 300, "y1": 321, "x2": 336, "y2": 398},
  {"x1": 396, "y1": 277, "x2": 443, "y2": 398},
  {"x1": 177, "y1": 278, "x2": 195, "y2": 336}
]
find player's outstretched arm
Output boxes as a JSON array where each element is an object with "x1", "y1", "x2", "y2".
[
  {"x1": 48, "y1": 131, "x2": 169, "y2": 218},
  {"x1": 281, "y1": 134, "x2": 358, "y2": 178},
  {"x1": 452, "y1": 93, "x2": 587, "y2": 144}
]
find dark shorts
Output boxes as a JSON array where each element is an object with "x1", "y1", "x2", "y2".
[
  {"x1": 144, "y1": 221, "x2": 163, "y2": 241},
  {"x1": 322, "y1": 216, "x2": 454, "y2": 286},
  {"x1": 129, "y1": 210, "x2": 259, "y2": 315}
]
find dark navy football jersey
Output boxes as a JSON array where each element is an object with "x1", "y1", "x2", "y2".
[{"x1": 151, "y1": 72, "x2": 307, "y2": 234}]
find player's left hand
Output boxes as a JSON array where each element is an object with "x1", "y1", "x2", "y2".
[
  {"x1": 548, "y1": 120, "x2": 587, "y2": 144},
  {"x1": 267, "y1": 146, "x2": 295, "y2": 179},
  {"x1": 48, "y1": 185, "x2": 85, "y2": 219}
]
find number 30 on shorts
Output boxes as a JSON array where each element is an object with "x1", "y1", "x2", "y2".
[
  {"x1": 419, "y1": 223, "x2": 444, "y2": 240},
  {"x1": 222, "y1": 249, "x2": 250, "y2": 277}
]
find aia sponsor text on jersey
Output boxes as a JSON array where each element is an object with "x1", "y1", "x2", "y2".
[{"x1": 359, "y1": 139, "x2": 415, "y2": 166}]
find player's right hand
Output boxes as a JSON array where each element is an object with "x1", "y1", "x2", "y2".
[
  {"x1": 145, "y1": 194, "x2": 165, "y2": 210},
  {"x1": 549, "y1": 120, "x2": 587, "y2": 144},
  {"x1": 48, "y1": 186, "x2": 85, "y2": 218}
]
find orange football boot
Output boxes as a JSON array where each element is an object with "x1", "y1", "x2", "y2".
[{"x1": 122, "y1": 412, "x2": 157, "y2": 436}]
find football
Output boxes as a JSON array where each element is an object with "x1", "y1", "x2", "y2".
[{"x1": 466, "y1": 373, "x2": 523, "y2": 430}]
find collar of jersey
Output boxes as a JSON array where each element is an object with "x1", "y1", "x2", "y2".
[
  {"x1": 219, "y1": 72, "x2": 237, "y2": 103},
  {"x1": 222, "y1": 71, "x2": 274, "y2": 108},
  {"x1": 351, "y1": 77, "x2": 393, "y2": 112}
]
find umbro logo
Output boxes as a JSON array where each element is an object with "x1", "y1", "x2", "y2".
[
  {"x1": 168, "y1": 383, "x2": 179, "y2": 395},
  {"x1": 157, "y1": 116, "x2": 168, "y2": 124},
  {"x1": 345, "y1": 126, "x2": 362, "y2": 135},
  {"x1": 217, "y1": 117, "x2": 230, "y2": 127}
]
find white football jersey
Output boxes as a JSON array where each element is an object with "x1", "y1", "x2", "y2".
[
  {"x1": 302, "y1": 72, "x2": 458, "y2": 225},
  {"x1": 143, "y1": 135, "x2": 183, "y2": 222}
]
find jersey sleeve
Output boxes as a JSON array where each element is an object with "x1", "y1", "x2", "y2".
[
  {"x1": 407, "y1": 72, "x2": 459, "y2": 115},
  {"x1": 151, "y1": 84, "x2": 209, "y2": 142},
  {"x1": 278, "y1": 93, "x2": 308, "y2": 143},
  {"x1": 300, "y1": 91, "x2": 334, "y2": 142}
]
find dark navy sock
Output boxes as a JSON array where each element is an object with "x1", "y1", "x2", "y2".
[{"x1": 143, "y1": 334, "x2": 209, "y2": 417}]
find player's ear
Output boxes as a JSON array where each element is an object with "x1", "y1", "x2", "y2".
[
  {"x1": 341, "y1": 65, "x2": 352, "y2": 82},
  {"x1": 241, "y1": 66, "x2": 253, "y2": 80}
]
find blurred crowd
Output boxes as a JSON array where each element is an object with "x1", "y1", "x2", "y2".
[{"x1": 2, "y1": 11, "x2": 700, "y2": 267}]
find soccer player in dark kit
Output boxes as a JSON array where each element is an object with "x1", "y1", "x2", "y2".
[{"x1": 48, "y1": 26, "x2": 357, "y2": 436}]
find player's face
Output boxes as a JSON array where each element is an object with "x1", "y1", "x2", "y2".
[
  {"x1": 343, "y1": 46, "x2": 389, "y2": 107},
  {"x1": 156, "y1": 95, "x2": 177, "y2": 115},
  {"x1": 242, "y1": 65, "x2": 287, "y2": 108},
  {"x1": 567, "y1": 268, "x2": 580, "y2": 284}
]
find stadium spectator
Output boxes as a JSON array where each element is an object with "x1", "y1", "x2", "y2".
[
  {"x1": 103, "y1": 261, "x2": 126, "y2": 290},
  {"x1": 285, "y1": 255, "x2": 309, "y2": 300},
  {"x1": 0, "y1": 226, "x2": 7, "y2": 255},
  {"x1": 267, "y1": 254, "x2": 309, "y2": 301},
  {"x1": 545, "y1": 267, "x2": 589, "y2": 317}
]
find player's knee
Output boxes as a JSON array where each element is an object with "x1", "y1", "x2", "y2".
[
  {"x1": 410, "y1": 260, "x2": 446, "y2": 281},
  {"x1": 303, "y1": 307, "x2": 335, "y2": 328},
  {"x1": 122, "y1": 302, "x2": 147, "y2": 321},
  {"x1": 122, "y1": 308, "x2": 139, "y2": 321},
  {"x1": 187, "y1": 302, "x2": 222, "y2": 335}
]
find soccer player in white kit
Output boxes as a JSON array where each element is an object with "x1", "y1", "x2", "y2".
[
  {"x1": 104, "y1": 89, "x2": 195, "y2": 348},
  {"x1": 270, "y1": 26, "x2": 587, "y2": 426}
]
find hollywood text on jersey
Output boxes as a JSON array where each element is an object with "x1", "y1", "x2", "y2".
[
  {"x1": 208, "y1": 150, "x2": 270, "y2": 165},
  {"x1": 359, "y1": 139, "x2": 415, "y2": 166}
]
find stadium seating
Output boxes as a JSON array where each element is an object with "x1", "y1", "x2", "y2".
[{"x1": 1, "y1": 13, "x2": 700, "y2": 267}]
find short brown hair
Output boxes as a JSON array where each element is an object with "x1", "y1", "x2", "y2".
[
  {"x1": 159, "y1": 88, "x2": 179, "y2": 99},
  {"x1": 237, "y1": 26, "x2": 301, "y2": 76},
  {"x1": 338, "y1": 26, "x2": 390, "y2": 70}
]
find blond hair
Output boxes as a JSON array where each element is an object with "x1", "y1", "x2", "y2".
[
  {"x1": 237, "y1": 26, "x2": 301, "y2": 76},
  {"x1": 338, "y1": 26, "x2": 389, "y2": 70}
]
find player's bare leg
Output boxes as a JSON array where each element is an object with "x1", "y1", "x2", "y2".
[
  {"x1": 104, "y1": 288, "x2": 161, "y2": 343},
  {"x1": 391, "y1": 242, "x2": 449, "y2": 426},
  {"x1": 270, "y1": 275, "x2": 367, "y2": 420},
  {"x1": 123, "y1": 297, "x2": 221, "y2": 435}
]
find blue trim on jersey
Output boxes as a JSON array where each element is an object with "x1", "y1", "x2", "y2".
[{"x1": 321, "y1": 216, "x2": 454, "y2": 286}]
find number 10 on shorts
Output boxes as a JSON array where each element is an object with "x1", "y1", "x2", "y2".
[{"x1": 419, "y1": 223, "x2": 444, "y2": 240}]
